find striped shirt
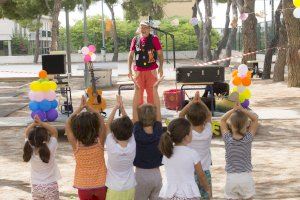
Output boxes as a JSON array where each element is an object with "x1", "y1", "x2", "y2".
[{"x1": 223, "y1": 132, "x2": 253, "y2": 173}]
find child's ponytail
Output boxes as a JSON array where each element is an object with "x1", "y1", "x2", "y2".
[
  {"x1": 39, "y1": 143, "x2": 50, "y2": 163},
  {"x1": 159, "y1": 131, "x2": 174, "y2": 158},
  {"x1": 159, "y1": 118, "x2": 191, "y2": 158},
  {"x1": 23, "y1": 141, "x2": 33, "y2": 162}
]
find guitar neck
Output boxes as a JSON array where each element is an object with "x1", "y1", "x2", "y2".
[{"x1": 89, "y1": 62, "x2": 97, "y2": 94}]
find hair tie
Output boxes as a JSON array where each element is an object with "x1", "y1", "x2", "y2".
[
  {"x1": 42, "y1": 141, "x2": 46, "y2": 144},
  {"x1": 167, "y1": 130, "x2": 171, "y2": 136}
]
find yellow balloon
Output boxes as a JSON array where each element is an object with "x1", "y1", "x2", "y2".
[
  {"x1": 294, "y1": 0, "x2": 300, "y2": 7},
  {"x1": 30, "y1": 81, "x2": 42, "y2": 91},
  {"x1": 241, "y1": 88, "x2": 251, "y2": 99},
  {"x1": 41, "y1": 81, "x2": 51, "y2": 92},
  {"x1": 232, "y1": 86, "x2": 238, "y2": 93},
  {"x1": 49, "y1": 81, "x2": 57, "y2": 91},
  {"x1": 239, "y1": 93, "x2": 246, "y2": 103}
]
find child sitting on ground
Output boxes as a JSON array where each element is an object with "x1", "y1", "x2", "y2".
[
  {"x1": 159, "y1": 118, "x2": 211, "y2": 200},
  {"x1": 179, "y1": 91, "x2": 213, "y2": 199},
  {"x1": 65, "y1": 96, "x2": 107, "y2": 200},
  {"x1": 132, "y1": 76, "x2": 164, "y2": 200},
  {"x1": 220, "y1": 102, "x2": 259, "y2": 200},
  {"x1": 23, "y1": 115, "x2": 61, "y2": 200},
  {"x1": 105, "y1": 95, "x2": 136, "y2": 200}
]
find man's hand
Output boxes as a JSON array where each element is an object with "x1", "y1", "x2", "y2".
[{"x1": 128, "y1": 71, "x2": 133, "y2": 80}]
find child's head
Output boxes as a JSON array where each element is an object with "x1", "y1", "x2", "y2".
[
  {"x1": 23, "y1": 127, "x2": 50, "y2": 163},
  {"x1": 110, "y1": 116, "x2": 133, "y2": 141},
  {"x1": 71, "y1": 111, "x2": 101, "y2": 146},
  {"x1": 186, "y1": 102, "x2": 209, "y2": 126},
  {"x1": 159, "y1": 118, "x2": 192, "y2": 158},
  {"x1": 229, "y1": 110, "x2": 249, "y2": 136},
  {"x1": 138, "y1": 103, "x2": 156, "y2": 127}
]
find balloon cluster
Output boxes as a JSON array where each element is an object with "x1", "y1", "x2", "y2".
[
  {"x1": 28, "y1": 70, "x2": 58, "y2": 122},
  {"x1": 81, "y1": 45, "x2": 97, "y2": 63},
  {"x1": 293, "y1": 0, "x2": 300, "y2": 18},
  {"x1": 231, "y1": 64, "x2": 252, "y2": 109}
]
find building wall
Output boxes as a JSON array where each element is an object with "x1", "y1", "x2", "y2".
[{"x1": 163, "y1": 0, "x2": 194, "y2": 19}]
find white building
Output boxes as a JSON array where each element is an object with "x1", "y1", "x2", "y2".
[{"x1": 0, "y1": 15, "x2": 52, "y2": 56}]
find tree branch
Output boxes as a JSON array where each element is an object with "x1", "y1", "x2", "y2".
[{"x1": 45, "y1": 0, "x2": 53, "y2": 14}]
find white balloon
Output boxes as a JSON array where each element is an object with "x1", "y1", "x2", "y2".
[
  {"x1": 238, "y1": 64, "x2": 248, "y2": 76},
  {"x1": 190, "y1": 17, "x2": 199, "y2": 26},
  {"x1": 90, "y1": 53, "x2": 97, "y2": 61},
  {"x1": 293, "y1": 8, "x2": 300, "y2": 18},
  {"x1": 81, "y1": 47, "x2": 89, "y2": 55}
]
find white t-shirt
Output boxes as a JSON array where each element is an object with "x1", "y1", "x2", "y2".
[
  {"x1": 105, "y1": 134, "x2": 136, "y2": 191},
  {"x1": 159, "y1": 146, "x2": 201, "y2": 198},
  {"x1": 30, "y1": 137, "x2": 61, "y2": 185},
  {"x1": 188, "y1": 123, "x2": 212, "y2": 171}
]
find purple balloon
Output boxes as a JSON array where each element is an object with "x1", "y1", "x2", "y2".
[
  {"x1": 241, "y1": 99, "x2": 250, "y2": 108},
  {"x1": 46, "y1": 109, "x2": 58, "y2": 122},
  {"x1": 31, "y1": 110, "x2": 47, "y2": 121}
]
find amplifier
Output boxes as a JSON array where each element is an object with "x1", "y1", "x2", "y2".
[{"x1": 176, "y1": 65, "x2": 225, "y2": 83}]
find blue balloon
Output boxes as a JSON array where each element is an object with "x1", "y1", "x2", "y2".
[
  {"x1": 29, "y1": 101, "x2": 39, "y2": 111},
  {"x1": 51, "y1": 100, "x2": 58, "y2": 109},
  {"x1": 39, "y1": 100, "x2": 52, "y2": 112}
]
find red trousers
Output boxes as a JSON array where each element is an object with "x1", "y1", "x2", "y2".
[
  {"x1": 78, "y1": 187, "x2": 107, "y2": 200},
  {"x1": 135, "y1": 70, "x2": 158, "y2": 105}
]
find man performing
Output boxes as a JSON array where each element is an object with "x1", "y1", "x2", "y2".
[{"x1": 128, "y1": 20, "x2": 164, "y2": 104}]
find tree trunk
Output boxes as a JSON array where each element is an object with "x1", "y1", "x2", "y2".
[
  {"x1": 107, "y1": 4, "x2": 119, "y2": 62},
  {"x1": 224, "y1": 1, "x2": 238, "y2": 67},
  {"x1": 241, "y1": 0, "x2": 257, "y2": 66},
  {"x1": 192, "y1": 0, "x2": 201, "y2": 59},
  {"x1": 50, "y1": 0, "x2": 62, "y2": 51},
  {"x1": 203, "y1": 0, "x2": 213, "y2": 61},
  {"x1": 66, "y1": 8, "x2": 72, "y2": 75},
  {"x1": 282, "y1": 0, "x2": 300, "y2": 87},
  {"x1": 262, "y1": 0, "x2": 282, "y2": 79},
  {"x1": 213, "y1": 0, "x2": 231, "y2": 60},
  {"x1": 34, "y1": 16, "x2": 41, "y2": 64},
  {"x1": 273, "y1": 23, "x2": 287, "y2": 82}
]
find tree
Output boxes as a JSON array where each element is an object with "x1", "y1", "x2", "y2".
[
  {"x1": 203, "y1": 0, "x2": 213, "y2": 61},
  {"x1": 262, "y1": 0, "x2": 283, "y2": 79},
  {"x1": 122, "y1": 0, "x2": 167, "y2": 20},
  {"x1": 236, "y1": 0, "x2": 257, "y2": 66},
  {"x1": 192, "y1": 0, "x2": 204, "y2": 60},
  {"x1": 213, "y1": 0, "x2": 232, "y2": 60},
  {"x1": 106, "y1": 0, "x2": 119, "y2": 61},
  {"x1": 224, "y1": 0, "x2": 238, "y2": 67},
  {"x1": 282, "y1": 0, "x2": 300, "y2": 87}
]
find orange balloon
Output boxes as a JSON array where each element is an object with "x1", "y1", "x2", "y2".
[
  {"x1": 242, "y1": 77, "x2": 251, "y2": 86},
  {"x1": 247, "y1": 71, "x2": 252, "y2": 78},
  {"x1": 39, "y1": 70, "x2": 47, "y2": 79},
  {"x1": 232, "y1": 70, "x2": 238, "y2": 77},
  {"x1": 232, "y1": 76, "x2": 242, "y2": 86}
]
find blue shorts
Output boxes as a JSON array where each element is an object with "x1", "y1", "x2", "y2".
[{"x1": 194, "y1": 170, "x2": 212, "y2": 200}]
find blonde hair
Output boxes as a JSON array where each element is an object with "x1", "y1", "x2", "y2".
[
  {"x1": 229, "y1": 110, "x2": 249, "y2": 136},
  {"x1": 138, "y1": 104, "x2": 156, "y2": 127}
]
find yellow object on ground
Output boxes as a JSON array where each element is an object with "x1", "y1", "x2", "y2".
[{"x1": 106, "y1": 188, "x2": 135, "y2": 200}]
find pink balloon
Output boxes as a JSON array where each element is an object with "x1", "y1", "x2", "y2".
[
  {"x1": 32, "y1": 92, "x2": 44, "y2": 102},
  {"x1": 81, "y1": 47, "x2": 89, "y2": 55},
  {"x1": 45, "y1": 91, "x2": 56, "y2": 101},
  {"x1": 88, "y1": 45, "x2": 96, "y2": 53},
  {"x1": 28, "y1": 91, "x2": 35, "y2": 101},
  {"x1": 84, "y1": 54, "x2": 91, "y2": 63}
]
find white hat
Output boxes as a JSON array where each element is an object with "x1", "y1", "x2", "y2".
[{"x1": 140, "y1": 20, "x2": 150, "y2": 26}]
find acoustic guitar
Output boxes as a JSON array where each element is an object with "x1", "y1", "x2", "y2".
[{"x1": 86, "y1": 62, "x2": 106, "y2": 112}]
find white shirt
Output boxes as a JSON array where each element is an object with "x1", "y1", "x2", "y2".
[
  {"x1": 105, "y1": 134, "x2": 136, "y2": 191},
  {"x1": 159, "y1": 146, "x2": 201, "y2": 198},
  {"x1": 188, "y1": 123, "x2": 212, "y2": 171},
  {"x1": 30, "y1": 137, "x2": 61, "y2": 185}
]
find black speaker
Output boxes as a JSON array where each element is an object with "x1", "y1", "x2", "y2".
[{"x1": 42, "y1": 54, "x2": 66, "y2": 74}]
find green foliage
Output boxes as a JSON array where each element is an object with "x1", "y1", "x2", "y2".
[
  {"x1": 58, "y1": 16, "x2": 221, "y2": 53},
  {"x1": 122, "y1": 0, "x2": 167, "y2": 20},
  {"x1": 11, "y1": 33, "x2": 29, "y2": 55}
]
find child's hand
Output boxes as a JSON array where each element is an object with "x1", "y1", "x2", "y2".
[
  {"x1": 234, "y1": 101, "x2": 243, "y2": 111},
  {"x1": 34, "y1": 115, "x2": 42, "y2": 125},
  {"x1": 79, "y1": 95, "x2": 87, "y2": 110},
  {"x1": 153, "y1": 76, "x2": 164, "y2": 89},
  {"x1": 192, "y1": 91, "x2": 200, "y2": 103},
  {"x1": 116, "y1": 95, "x2": 123, "y2": 108}
]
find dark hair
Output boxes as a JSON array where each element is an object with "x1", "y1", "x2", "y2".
[
  {"x1": 186, "y1": 102, "x2": 209, "y2": 126},
  {"x1": 138, "y1": 104, "x2": 156, "y2": 127},
  {"x1": 23, "y1": 127, "x2": 50, "y2": 163},
  {"x1": 71, "y1": 111, "x2": 101, "y2": 146},
  {"x1": 110, "y1": 116, "x2": 133, "y2": 141},
  {"x1": 159, "y1": 118, "x2": 191, "y2": 158},
  {"x1": 229, "y1": 110, "x2": 248, "y2": 136}
]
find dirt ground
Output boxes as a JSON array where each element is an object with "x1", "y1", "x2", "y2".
[{"x1": 0, "y1": 75, "x2": 300, "y2": 199}]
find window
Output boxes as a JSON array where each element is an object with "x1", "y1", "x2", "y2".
[
  {"x1": 48, "y1": 31, "x2": 51, "y2": 37},
  {"x1": 42, "y1": 30, "x2": 47, "y2": 37}
]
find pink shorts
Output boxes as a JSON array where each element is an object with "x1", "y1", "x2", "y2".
[{"x1": 32, "y1": 181, "x2": 59, "y2": 200}]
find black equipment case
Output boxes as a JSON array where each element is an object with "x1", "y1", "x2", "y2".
[{"x1": 176, "y1": 65, "x2": 225, "y2": 83}]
